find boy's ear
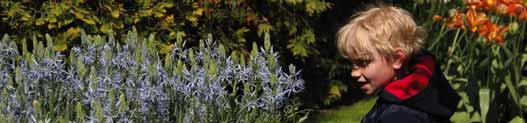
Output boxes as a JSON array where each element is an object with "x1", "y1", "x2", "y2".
[{"x1": 392, "y1": 48, "x2": 406, "y2": 70}]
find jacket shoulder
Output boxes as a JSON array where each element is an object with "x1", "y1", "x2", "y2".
[{"x1": 379, "y1": 104, "x2": 430, "y2": 123}]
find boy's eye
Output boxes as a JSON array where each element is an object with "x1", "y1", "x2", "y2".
[{"x1": 352, "y1": 60, "x2": 371, "y2": 69}]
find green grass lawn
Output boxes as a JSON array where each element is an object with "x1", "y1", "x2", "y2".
[{"x1": 314, "y1": 97, "x2": 377, "y2": 123}]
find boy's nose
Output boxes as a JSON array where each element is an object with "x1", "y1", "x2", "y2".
[
  {"x1": 351, "y1": 70, "x2": 368, "y2": 83},
  {"x1": 351, "y1": 69, "x2": 362, "y2": 78}
]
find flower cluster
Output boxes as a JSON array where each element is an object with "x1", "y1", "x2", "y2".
[
  {"x1": 0, "y1": 30, "x2": 305, "y2": 122},
  {"x1": 435, "y1": 0, "x2": 527, "y2": 44}
]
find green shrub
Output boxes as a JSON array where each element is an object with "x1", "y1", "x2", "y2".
[{"x1": 0, "y1": 0, "x2": 330, "y2": 58}]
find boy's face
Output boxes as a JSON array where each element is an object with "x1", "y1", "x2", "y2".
[{"x1": 350, "y1": 51, "x2": 396, "y2": 95}]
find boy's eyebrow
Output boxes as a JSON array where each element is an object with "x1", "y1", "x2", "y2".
[
  {"x1": 350, "y1": 55, "x2": 373, "y2": 61},
  {"x1": 351, "y1": 58, "x2": 371, "y2": 61},
  {"x1": 350, "y1": 58, "x2": 373, "y2": 64}
]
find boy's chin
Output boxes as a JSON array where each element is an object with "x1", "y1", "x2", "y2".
[
  {"x1": 360, "y1": 85, "x2": 376, "y2": 95},
  {"x1": 362, "y1": 88, "x2": 380, "y2": 95},
  {"x1": 362, "y1": 89, "x2": 375, "y2": 95}
]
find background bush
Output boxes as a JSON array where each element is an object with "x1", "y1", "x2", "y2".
[
  {"x1": 0, "y1": 29, "x2": 307, "y2": 122},
  {"x1": 0, "y1": 0, "x2": 330, "y2": 57}
]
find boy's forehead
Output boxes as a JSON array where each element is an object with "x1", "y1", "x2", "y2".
[
  {"x1": 347, "y1": 48, "x2": 390, "y2": 62},
  {"x1": 347, "y1": 50, "x2": 374, "y2": 61}
]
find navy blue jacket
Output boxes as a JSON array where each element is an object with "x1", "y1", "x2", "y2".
[{"x1": 362, "y1": 52, "x2": 461, "y2": 123}]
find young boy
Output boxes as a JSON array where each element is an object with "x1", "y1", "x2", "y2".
[{"x1": 337, "y1": 5, "x2": 461, "y2": 123}]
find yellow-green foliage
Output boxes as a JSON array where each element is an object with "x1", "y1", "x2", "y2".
[{"x1": 0, "y1": 0, "x2": 330, "y2": 58}]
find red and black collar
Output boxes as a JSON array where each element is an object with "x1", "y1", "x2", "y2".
[{"x1": 383, "y1": 54, "x2": 436, "y2": 101}]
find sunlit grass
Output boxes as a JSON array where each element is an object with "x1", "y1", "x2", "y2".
[{"x1": 315, "y1": 97, "x2": 376, "y2": 123}]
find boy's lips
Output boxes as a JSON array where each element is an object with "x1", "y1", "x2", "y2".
[
  {"x1": 358, "y1": 82, "x2": 370, "y2": 92},
  {"x1": 361, "y1": 84, "x2": 368, "y2": 91}
]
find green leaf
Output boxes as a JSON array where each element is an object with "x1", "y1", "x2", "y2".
[
  {"x1": 478, "y1": 57, "x2": 491, "y2": 69},
  {"x1": 76, "y1": 101, "x2": 85, "y2": 122},
  {"x1": 92, "y1": 100, "x2": 105, "y2": 122},
  {"x1": 509, "y1": 116, "x2": 525, "y2": 123},
  {"x1": 15, "y1": 66, "x2": 22, "y2": 84},
  {"x1": 32, "y1": 100, "x2": 41, "y2": 115},
  {"x1": 189, "y1": 48, "x2": 195, "y2": 66},
  {"x1": 54, "y1": 43, "x2": 68, "y2": 52},
  {"x1": 250, "y1": 42, "x2": 258, "y2": 60},
  {"x1": 328, "y1": 84, "x2": 342, "y2": 98},
  {"x1": 257, "y1": 23, "x2": 272, "y2": 37},
  {"x1": 285, "y1": 0, "x2": 303, "y2": 5},
  {"x1": 35, "y1": 18, "x2": 45, "y2": 26},
  {"x1": 108, "y1": 88, "x2": 116, "y2": 113},
  {"x1": 520, "y1": 96, "x2": 527, "y2": 107},
  {"x1": 479, "y1": 88, "x2": 489, "y2": 123},
  {"x1": 305, "y1": 0, "x2": 331, "y2": 15},
  {"x1": 505, "y1": 75, "x2": 520, "y2": 107},
  {"x1": 111, "y1": 9, "x2": 121, "y2": 18},
  {"x1": 520, "y1": 79, "x2": 527, "y2": 88},
  {"x1": 80, "y1": 16, "x2": 96, "y2": 25},
  {"x1": 218, "y1": 44, "x2": 226, "y2": 58},
  {"x1": 264, "y1": 32, "x2": 271, "y2": 52},
  {"x1": 118, "y1": 91, "x2": 128, "y2": 113},
  {"x1": 100, "y1": 23, "x2": 113, "y2": 33},
  {"x1": 175, "y1": 59, "x2": 184, "y2": 77},
  {"x1": 502, "y1": 45, "x2": 513, "y2": 58},
  {"x1": 297, "y1": 112, "x2": 309, "y2": 123},
  {"x1": 58, "y1": 115, "x2": 67, "y2": 123},
  {"x1": 234, "y1": 27, "x2": 249, "y2": 43},
  {"x1": 45, "y1": 34, "x2": 53, "y2": 47},
  {"x1": 469, "y1": 112, "x2": 481, "y2": 122},
  {"x1": 450, "y1": 111, "x2": 469, "y2": 123},
  {"x1": 287, "y1": 39, "x2": 308, "y2": 57}
]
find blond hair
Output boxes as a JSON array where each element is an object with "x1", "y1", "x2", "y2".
[{"x1": 337, "y1": 5, "x2": 426, "y2": 62}]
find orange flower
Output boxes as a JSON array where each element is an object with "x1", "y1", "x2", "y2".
[
  {"x1": 446, "y1": 11, "x2": 465, "y2": 29},
  {"x1": 478, "y1": 22, "x2": 492, "y2": 36},
  {"x1": 519, "y1": 11, "x2": 527, "y2": 21},
  {"x1": 496, "y1": 3, "x2": 509, "y2": 15},
  {"x1": 499, "y1": 0, "x2": 521, "y2": 4},
  {"x1": 483, "y1": 0, "x2": 499, "y2": 9},
  {"x1": 478, "y1": 22, "x2": 509, "y2": 44},
  {"x1": 432, "y1": 15, "x2": 443, "y2": 22},
  {"x1": 466, "y1": 8, "x2": 490, "y2": 32},
  {"x1": 465, "y1": 0, "x2": 484, "y2": 7},
  {"x1": 506, "y1": 3, "x2": 527, "y2": 16}
]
